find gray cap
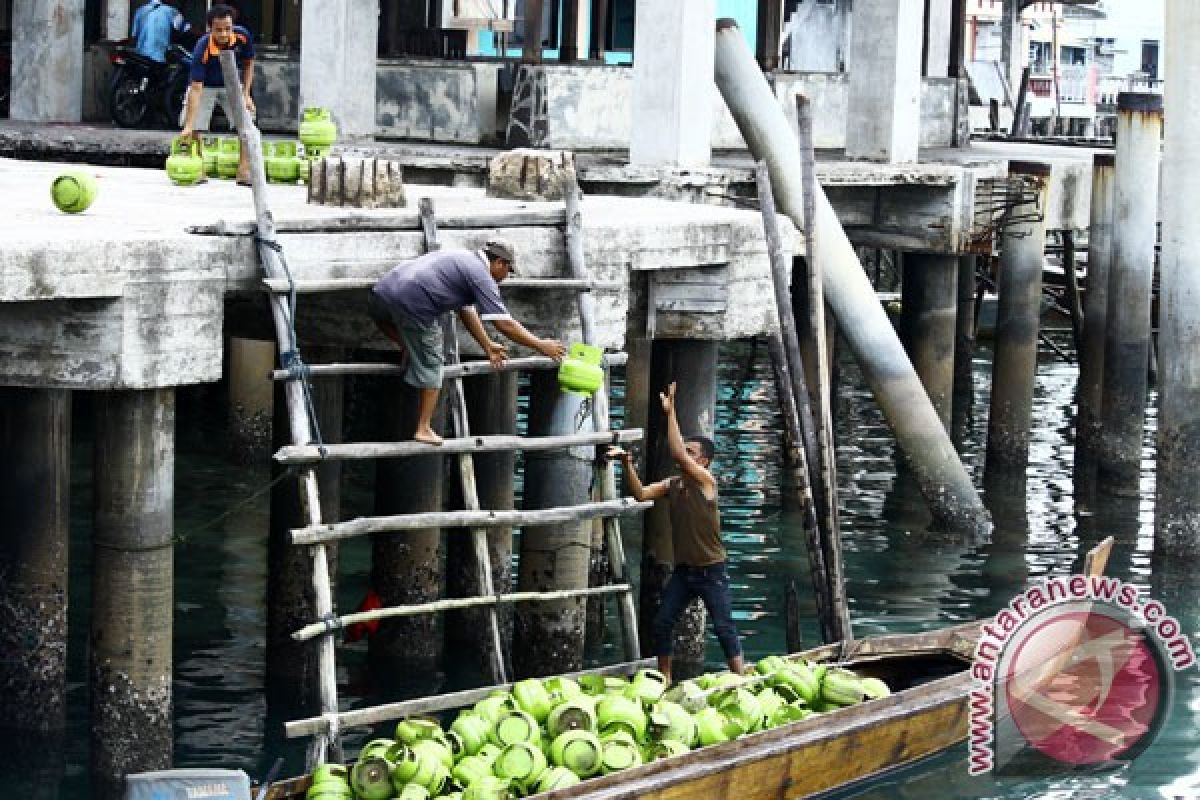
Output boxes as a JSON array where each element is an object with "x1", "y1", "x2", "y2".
[{"x1": 483, "y1": 236, "x2": 517, "y2": 271}]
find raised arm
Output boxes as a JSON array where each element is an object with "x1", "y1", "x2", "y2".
[
  {"x1": 661, "y1": 382, "x2": 717, "y2": 498},
  {"x1": 607, "y1": 447, "x2": 669, "y2": 502}
]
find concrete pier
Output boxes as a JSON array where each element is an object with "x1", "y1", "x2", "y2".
[
  {"x1": 514, "y1": 371, "x2": 593, "y2": 677},
  {"x1": 846, "y1": 0, "x2": 924, "y2": 163},
  {"x1": 447, "y1": 371, "x2": 518, "y2": 671},
  {"x1": 630, "y1": 0, "x2": 716, "y2": 167},
  {"x1": 299, "y1": 0, "x2": 379, "y2": 140},
  {"x1": 1077, "y1": 153, "x2": 1116, "y2": 473},
  {"x1": 11, "y1": 1, "x2": 84, "y2": 123},
  {"x1": 638, "y1": 340, "x2": 718, "y2": 677},
  {"x1": 985, "y1": 161, "x2": 1051, "y2": 474},
  {"x1": 266, "y1": 362, "x2": 344, "y2": 707},
  {"x1": 1100, "y1": 94, "x2": 1163, "y2": 489},
  {"x1": 90, "y1": 389, "x2": 174, "y2": 798},
  {"x1": 0, "y1": 388, "x2": 70, "y2": 736},
  {"x1": 900, "y1": 253, "x2": 958, "y2": 429},
  {"x1": 1157, "y1": 0, "x2": 1200, "y2": 557},
  {"x1": 371, "y1": 380, "x2": 445, "y2": 686}
]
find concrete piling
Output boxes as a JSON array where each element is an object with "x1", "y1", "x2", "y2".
[
  {"x1": 1157, "y1": 0, "x2": 1200, "y2": 557},
  {"x1": 1076, "y1": 153, "x2": 1116, "y2": 474},
  {"x1": 714, "y1": 18, "x2": 989, "y2": 532},
  {"x1": 90, "y1": 389, "x2": 175, "y2": 798},
  {"x1": 371, "y1": 378, "x2": 445, "y2": 688},
  {"x1": 638, "y1": 340, "x2": 718, "y2": 678},
  {"x1": 514, "y1": 371, "x2": 593, "y2": 677},
  {"x1": 227, "y1": 336, "x2": 276, "y2": 463},
  {"x1": 447, "y1": 371, "x2": 518, "y2": 671},
  {"x1": 1099, "y1": 93, "x2": 1163, "y2": 490},
  {"x1": 266, "y1": 357, "x2": 344, "y2": 707},
  {"x1": 0, "y1": 388, "x2": 70, "y2": 737},
  {"x1": 900, "y1": 253, "x2": 959, "y2": 429},
  {"x1": 985, "y1": 161, "x2": 1051, "y2": 475}
]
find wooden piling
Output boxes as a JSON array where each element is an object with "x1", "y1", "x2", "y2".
[
  {"x1": 447, "y1": 371, "x2": 518, "y2": 671},
  {"x1": 1100, "y1": 93, "x2": 1163, "y2": 490},
  {"x1": 985, "y1": 160, "x2": 1051, "y2": 474},
  {"x1": 266, "y1": 351, "x2": 344, "y2": 707},
  {"x1": 513, "y1": 371, "x2": 593, "y2": 677},
  {"x1": 0, "y1": 388, "x2": 70, "y2": 738},
  {"x1": 900, "y1": 253, "x2": 958, "y2": 430},
  {"x1": 1158, "y1": 1, "x2": 1200, "y2": 556},
  {"x1": 90, "y1": 389, "x2": 174, "y2": 798}
]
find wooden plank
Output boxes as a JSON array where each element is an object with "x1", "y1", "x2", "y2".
[
  {"x1": 653, "y1": 300, "x2": 728, "y2": 314},
  {"x1": 291, "y1": 584, "x2": 633, "y2": 642},
  {"x1": 189, "y1": 208, "x2": 567, "y2": 236},
  {"x1": 1083, "y1": 536, "x2": 1114, "y2": 578},
  {"x1": 274, "y1": 429, "x2": 643, "y2": 465},
  {"x1": 269, "y1": 353, "x2": 629, "y2": 382},
  {"x1": 284, "y1": 658, "x2": 656, "y2": 738},
  {"x1": 648, "y1": 267, "x2": 730, "y2": 285},
  {"x1": 262, "y1": 277, "x2": 620, "y2": 294},
  {"x1": 290, "y1": 498, "x2": 653, "y2": 545}
]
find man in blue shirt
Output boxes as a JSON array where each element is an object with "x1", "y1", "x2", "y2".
[
  {"x1": 368, "y1": 237, "x2": 567, "y2": 444},
  {"x1": 131, "y1": 0, "x2": 191, "y2": 63},
  {"x1": 179, "y1": 4, "x2": 255, "y2": 183}
]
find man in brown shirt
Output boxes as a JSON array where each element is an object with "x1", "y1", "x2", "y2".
[{"x1": 609, "y1": 382, "x2": 745, "y2": 683}]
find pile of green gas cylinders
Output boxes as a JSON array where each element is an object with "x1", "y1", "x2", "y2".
[{"x1": 306, "y1": 658, "x2": 891, "y2": 800}]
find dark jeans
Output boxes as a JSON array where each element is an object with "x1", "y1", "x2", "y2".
[{"x1": 653, "y1": 562, "x2": 742, "y2": 660}]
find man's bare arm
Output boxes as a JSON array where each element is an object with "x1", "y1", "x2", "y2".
[{"x1": 608, "y1": 447, "x2": 669, "y2": 502}]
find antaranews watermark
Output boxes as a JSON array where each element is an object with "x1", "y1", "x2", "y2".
[{"x1": 968, "y1": 574, "x2": 1196, "y2": 776}]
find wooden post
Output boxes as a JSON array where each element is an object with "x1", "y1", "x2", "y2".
[
  {"x1": 522, "y1": 0, "x2": 544, "y2": 63},
  {"x1": 589, "y1": 0, "x2": 610, "y2": 60},
  {"x1": 90, "y1": 389, "x2": 174, "y2": 798},
  {"x1": 560, "y1": 0, "x2": 581, "y2": 62},
  {"x1": 1060, "y1": 231, "x2": 1084, "y2": 353},
  {"x1": 447, "y1": 371, "x2": 518, "y2": 672},
  {"x1": 370, "y1": 381, "x2": 446, "y2": 692},
  {"x1": 0, "y1": 388, "x2": 70, "y2": 738},
  {"x1": 514, "y1": 371, "x2": 593, "y2": 677},
  {"x1": 266, "y1": 348, "x2": 344, "y2": 708},
  {"x1": 1012, "y1": 67, "x2": 1031, "y2": 137},
  {"x1": 218, "y1": 50, "x2": 341, "y2": 765},
  {"x1": 756, "y1": 0, "x2": 783, "y2": 71}
]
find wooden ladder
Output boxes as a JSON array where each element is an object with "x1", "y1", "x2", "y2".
[{"x1": 256, "y1": 193, "x2": 646, "y2": 762}]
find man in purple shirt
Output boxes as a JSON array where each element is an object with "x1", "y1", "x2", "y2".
[{"x1": 369, "y1": 237, "x2": 566, "y2": 445}]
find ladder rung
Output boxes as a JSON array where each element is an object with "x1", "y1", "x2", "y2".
[
  {"x1": 284, "y1": 657, "x2": 656, "y2": 738},
  {"x1": 269, "y1": 352, "x2": 629, "y2": 382},
  {"x1": 261, "y1": 277, "x2": 621, "y2": 294},
  {"x1": 292, "y1": 583, "x2": 632, "y2": 642},
  {"x1": 274, "y1": 429, "x2": 643, "y2": 465},
  {"x1": 291, "y1": 497, "x2": 652, "y2": 545}
]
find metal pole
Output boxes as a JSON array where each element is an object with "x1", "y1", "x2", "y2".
[
  {"x1": 1158, "y1": 1, "x2": 1200, "y2": 557},
  {"x1": 1100, "y1": 93, "x2": 1162, "y2": 489},
  {"x1": 713, "y1": 18, "x2": 989, "y2": 532},
  {"x1": 985, "y1": 160, "x2": 1051, "y2": 474}
]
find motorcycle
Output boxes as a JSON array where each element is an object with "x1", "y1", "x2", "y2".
[{"x1": 109, "y1": 42, "x2": 193, "y2": 129}]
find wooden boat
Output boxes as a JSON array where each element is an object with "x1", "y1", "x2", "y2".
[{"x1": 263, "y1": 621, "x2": 981, "y2": 800}]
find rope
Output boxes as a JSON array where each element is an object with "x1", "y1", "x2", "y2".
[
  {"x1": 172, "y1": 467, "x2": 298, "y2": 545},
  {"x1": 256, "y1": 235, "x2": 328, "y2": 459}
]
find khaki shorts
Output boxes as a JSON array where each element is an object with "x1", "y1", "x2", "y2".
[
  {"x1": 180, "y1": 86, "x2": 256, "y2": 130},
  {"x1": 368, "y1": 291, "x2": 444, "y2": 389}
]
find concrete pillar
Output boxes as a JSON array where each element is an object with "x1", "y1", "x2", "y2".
[
  {"x1": 1000, "y1": 0, "x2": 1023, "y2": 109},
  {"x1": 514, "y1": 371, "x2": 593, "y2": 678},
  {"x1": 300, "y1": 0, "x2": 378, "y2": 141},
  {"x1": 985, "y1": 161, "x2": 1051, "y2": 474},
  {"x1": 91, "y1": 389, "x2": 174, "y2": 798},
  {"x1": 227, "y1": 336, "x2": 275, "y2": 463},
  {"x1": 900, "y1": 253, "x2": 958, "y2": 429},
  {"x1": 845, "y1": 0, "x2": 924, "y2": 163},
  {"x1": 630, "y1": 0, "x2": 715, "y2": 167},
  {"x1": 953, "y1": 255, "x2": 977, "y2": 399},
  {"x1": 637, "y1": 340, "x2": 718, "y2": 679},
  {"x1": 1158, "y1": 0, "x2": 1200, "y2": 557},
  {"x1": 1099, "y1": 94, "x2": 1162, "y2": 489},
  {"x1": 104, "y1": 0, "x2": 130, "y2": 41},
  {"x1": 447, "y1": 371, "x2": 517, "y2": 672},
  {"x1": 924, "y1": 0, "x2": 954, "y2": 78},
  {"x1": 11, "y1": 0, "x2": 84, "y2": 122},
  {"x1": 0, "y1": 388, "x2": 70, "y2": 736},
  {"x1": 266, "y1": 360, "x2": 343, "y2": 709},
  {"x1": 1076, "y1": 153, "x2": 1116, "y2": 467},
  {"x1": 370, "y1": 379, "x2": 445, "y2": 691}
]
